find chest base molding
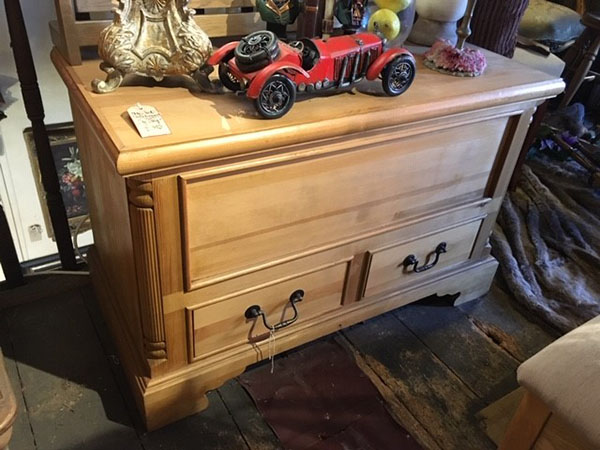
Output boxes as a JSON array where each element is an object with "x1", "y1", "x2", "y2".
[{"x1": 89, "y1": 246, "x2": 497, "y2": 430}]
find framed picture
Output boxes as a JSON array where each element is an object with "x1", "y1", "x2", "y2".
[{"x1": 25, "y1": 122, "x2": 90, "y2": 240}]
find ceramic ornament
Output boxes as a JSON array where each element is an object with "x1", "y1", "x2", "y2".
[{"x1": 409, "y1": 0, "x2": 467, "y2": 46}]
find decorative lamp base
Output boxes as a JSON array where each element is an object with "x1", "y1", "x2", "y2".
[
  {"x1": 409, "y1": 18, "x2": 461, "y2": 46},
  {"x1": 92, "y1": 0, "x2": 214, "y2": 94}
]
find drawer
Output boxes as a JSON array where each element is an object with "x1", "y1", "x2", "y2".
[
  {"x1": 186, "y1": 262, "x2": 348, "y2": 361},
  {"x1": 364, "y1": 220, "x2": 482, "y2": 298},
  {"x1": 180, "y1": 117, "x2": 507, "y2": 290}
]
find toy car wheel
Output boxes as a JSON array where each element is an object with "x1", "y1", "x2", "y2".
[
  {"x1": 382, "y1": 55, "x2": 416, "y2": 96},
  {"x1": 235, "y1": 31, "x2": 280, "y2": 73},
  {"x1": 219, "y1": 64, "x2": 242, "y2": 92},
  {"x1": 255, "y1": 74, "x2": 296, "y2": 119}
]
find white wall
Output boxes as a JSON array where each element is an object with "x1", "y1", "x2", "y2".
[{"x1": 0, "y1": 0, "x2": 93, "y2": 266}]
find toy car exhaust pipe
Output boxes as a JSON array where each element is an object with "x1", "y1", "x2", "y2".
[
  {"x1": 338, "y1": 56, "x2": 350, "y2": 88},
  {"x1": 339, "y1": 52, "x2": 366, "y2": 88}
]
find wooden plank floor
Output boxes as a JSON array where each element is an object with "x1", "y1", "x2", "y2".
[{"x1": 0, "y1": 275, "x2": 557, "y2": 450}]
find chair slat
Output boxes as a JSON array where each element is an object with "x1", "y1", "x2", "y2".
[
  {"x1": 75, "y1": 0, "x2": 255, "y2": 13},
  {"x1": 76, "y1": 12, "x2": 263, "y2": 45}
]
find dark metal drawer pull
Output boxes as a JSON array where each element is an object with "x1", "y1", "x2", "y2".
[
  {"x1": 244, "y1": 289, "x2": 304, "y2": 331},
  {"x1": 402, "y1": 242, "x2": 447, "y2": 273}
]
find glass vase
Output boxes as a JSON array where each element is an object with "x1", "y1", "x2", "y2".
[{"x1": 362, "y1": 0, "x2": 416, "y2": 47}]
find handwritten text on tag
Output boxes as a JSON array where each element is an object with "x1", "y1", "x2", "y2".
[{"x1": 127, "y1": 103, "x2": 171, "y2": 138}]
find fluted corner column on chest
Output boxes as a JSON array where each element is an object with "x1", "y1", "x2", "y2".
[{"x1": 126, "y1": 179, "x2": 168, "y2": 371}]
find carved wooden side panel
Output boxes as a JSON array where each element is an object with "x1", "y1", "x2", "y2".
[{"x1": 127, "y1": 179, "x2": 167, "y2": 363}]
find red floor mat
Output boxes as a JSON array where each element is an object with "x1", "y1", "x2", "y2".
[{"x1": 239, "y1": 339, "x2": 423, "y2": 450}]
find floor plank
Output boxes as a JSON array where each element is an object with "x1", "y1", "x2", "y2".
[
  {"x1": 0, "y1": 314, "x2": 37, "y2": 450},
  {"x1": 0, "y1": 274, "x2": 557, "y2": 450},
  {"x1": 395, "y1": 296, "x2": 519, "y2": 402},
  {"x1": 79, "y1": 283, "x2": 251, "y2": 450},
  {"x1": 79, "y1": 285, "x2": 146, "y2": 431},
  {"x1": 335, "y1": 334, "x2": 442, "y2": 450},
  {"x1": 0, "y1": 274, "x2": 89, "y2": 311},
  {"x1": 218, "y1": 379, "x2": 282, "y2": 450},
  {"x1": 343, "y1": 313, "x2": 496, "y2": 450},
  {"x1": 140, "y1": 390, "x2": 249, "y2": 450},
  {"x1": 3, "y1": 289, "x2": 142, "y2": 450},
  {"x1": 458, "y1": 283, "x2": 557, "y2": 363}
]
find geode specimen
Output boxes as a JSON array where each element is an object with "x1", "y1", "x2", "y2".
[
  {"x1": 92, "y1": 0, "x2": 213, "y2": 93},
  {"x1": 424, "y1": 39, "x2": 487, "y2": 77}
]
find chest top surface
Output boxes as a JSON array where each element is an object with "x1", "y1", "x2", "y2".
[{"x1": 52, "y1": 47, "x2": 563, "y2": 176}]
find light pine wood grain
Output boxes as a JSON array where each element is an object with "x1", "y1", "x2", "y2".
[
  {"x1": 180, "y1": 119, "x2": 503, "y2": 289},
  {"x1": 188, "y1": 261, "x2": 348, "y2": 361},
  {"x1": 501, "y1": 390, "x2": 597, "y2": 450},
  {"x1": 71, "y1": 98, "x2": 144, "y2": 362},
  {"x1": 53, "y1": 0, "x2": 291, "y2": 65},
  {"x1": 73, "y1": 12, "x2": 265, "y2": 45},
  {"x1": 56, "y1": 46, "x2": 564, "y2": 429},
  {"x1": 53, "y1": 0, "x2": 83, "y2": 64},
  {"x1": 75, "y1": 0, "x2": 256, "y2": 12},
  {"x1": 52, "y1": 48, "x2": 564, "y2": 176},
  {"x1": 534, "y1": 414, "x2": 597, "y2": 450},
  {"x1": 364, "y1": 220, "x2": 482, "y2": 298},
  {"x1": 165, "y1": 200, "x2": 490, "y2": 314},
  {"x1": 500, "y1": 391, "x2": 551, "y2": 450}
]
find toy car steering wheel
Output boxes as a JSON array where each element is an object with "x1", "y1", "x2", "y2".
[{"x1": 289, "y1": 40, "x2": 304, "y2": 54}]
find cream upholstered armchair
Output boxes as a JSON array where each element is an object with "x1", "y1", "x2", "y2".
[{"x1": 500, "y1": 315, "x2": 600, "y2": 450}]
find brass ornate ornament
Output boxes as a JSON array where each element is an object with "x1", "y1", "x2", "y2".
[{"x1": 92, "y1": 0, "x2": 214, "y2": 94}]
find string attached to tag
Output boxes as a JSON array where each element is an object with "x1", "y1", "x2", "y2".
[{"x1": 268, "y1": 327, "x2": 276, "y2": 374}]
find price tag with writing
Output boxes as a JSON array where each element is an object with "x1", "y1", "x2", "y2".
[{"x1": 127, "y1": 103, "x2": 171, "y2": 138}]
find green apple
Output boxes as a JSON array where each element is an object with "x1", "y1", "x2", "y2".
[
  {"x1": 374, "y1": 0, "x2": 411, "y2": 13},
  {"x1": 368, "y1": 8, "x2": 401, "y2": 41}
]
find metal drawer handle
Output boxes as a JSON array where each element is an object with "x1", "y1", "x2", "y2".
[
  {"x1": 402, "y1": 242, "x2": 447, "y2": 273},
  {"x1": 244, "y1": 289, "x2": 304, "y2": 331}
]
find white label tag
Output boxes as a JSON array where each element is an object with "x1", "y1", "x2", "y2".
[{"x1": 127, "y1": 103, "x2": 171, "y2": 138}]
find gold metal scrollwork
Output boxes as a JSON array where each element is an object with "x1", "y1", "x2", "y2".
[{"x1": 92, "y1": 0, "x2": 214, "y2": 93}]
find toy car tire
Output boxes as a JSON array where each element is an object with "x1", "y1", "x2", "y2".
[
  {"x1": 235, "y1": 59, "x2": 274, "y2": 74},
  {"x1": 254, "y1": 74, "x2": 296, "y2": 119},
  {"x1": 382, "y1": 55, "x2": 416, "y2": 97},
  {"x1": 219, "y1": 64, "x2": 242, "y2": 92},
  {"x1": 235, "y1": 30, "x2": 280, "y2": 72}
]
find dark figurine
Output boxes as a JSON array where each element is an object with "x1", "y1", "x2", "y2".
[
  {"x1": 255, "y1": 0, "x2": 301, "y2": 38},
  {"x1": 208, "y1": 30, "x2": 416, "y2": 119},
  {"x1": 335, "y1": 0, "x2": 368, "y2": 34}
]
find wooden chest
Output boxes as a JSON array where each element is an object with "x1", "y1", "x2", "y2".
[{"x1": 53, "y1": 48, "x2": 563, "y2": 430}]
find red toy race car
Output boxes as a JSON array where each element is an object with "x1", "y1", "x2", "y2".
[{"x1": 208, "y1": 30, "x2": 416, "y2": 119}]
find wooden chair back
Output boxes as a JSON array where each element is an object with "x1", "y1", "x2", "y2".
[{"x1": 51, "y1": 0, "x2": 269, "y2": 65}]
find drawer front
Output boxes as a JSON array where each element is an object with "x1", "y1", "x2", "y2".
[
  {"x1": 364, "y1": 220, "x2": 482, "y2": 298},
  {"x1": 181, "y1": 117, "x2": 506, "y2": 289},
  {"x1": 187, "y1": 262, "x2": 348, "y2": 361}
]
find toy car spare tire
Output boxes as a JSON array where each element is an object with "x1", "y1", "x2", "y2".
[
  {"x1": 382, "y1": 55, "x2": 416, "y2": 96},
  {"x1": 255, "y1": 74, "x2": 296, "y2": 119},
  {"x1": 219, "y1": 64, "x2": 242, "y2": 92},
  {"x1": 235, "y1": 31, "x2": 280, "y2": 73}
]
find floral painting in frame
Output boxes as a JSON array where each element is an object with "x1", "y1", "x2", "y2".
[{"x1": 24, "y1": 123, "x2": 90, "y2": 239}]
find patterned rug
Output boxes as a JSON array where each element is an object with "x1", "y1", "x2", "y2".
[
  {"x1": 239, "y1": 339, "x2": 422, "y2": 450},
  {"x1": 492, "y1": 156, "x2": 600, "y2": 333}
]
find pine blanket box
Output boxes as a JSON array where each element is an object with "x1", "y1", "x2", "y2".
[{"x1": 52, "y1": 47, "x2": 563, "y2": 429}]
